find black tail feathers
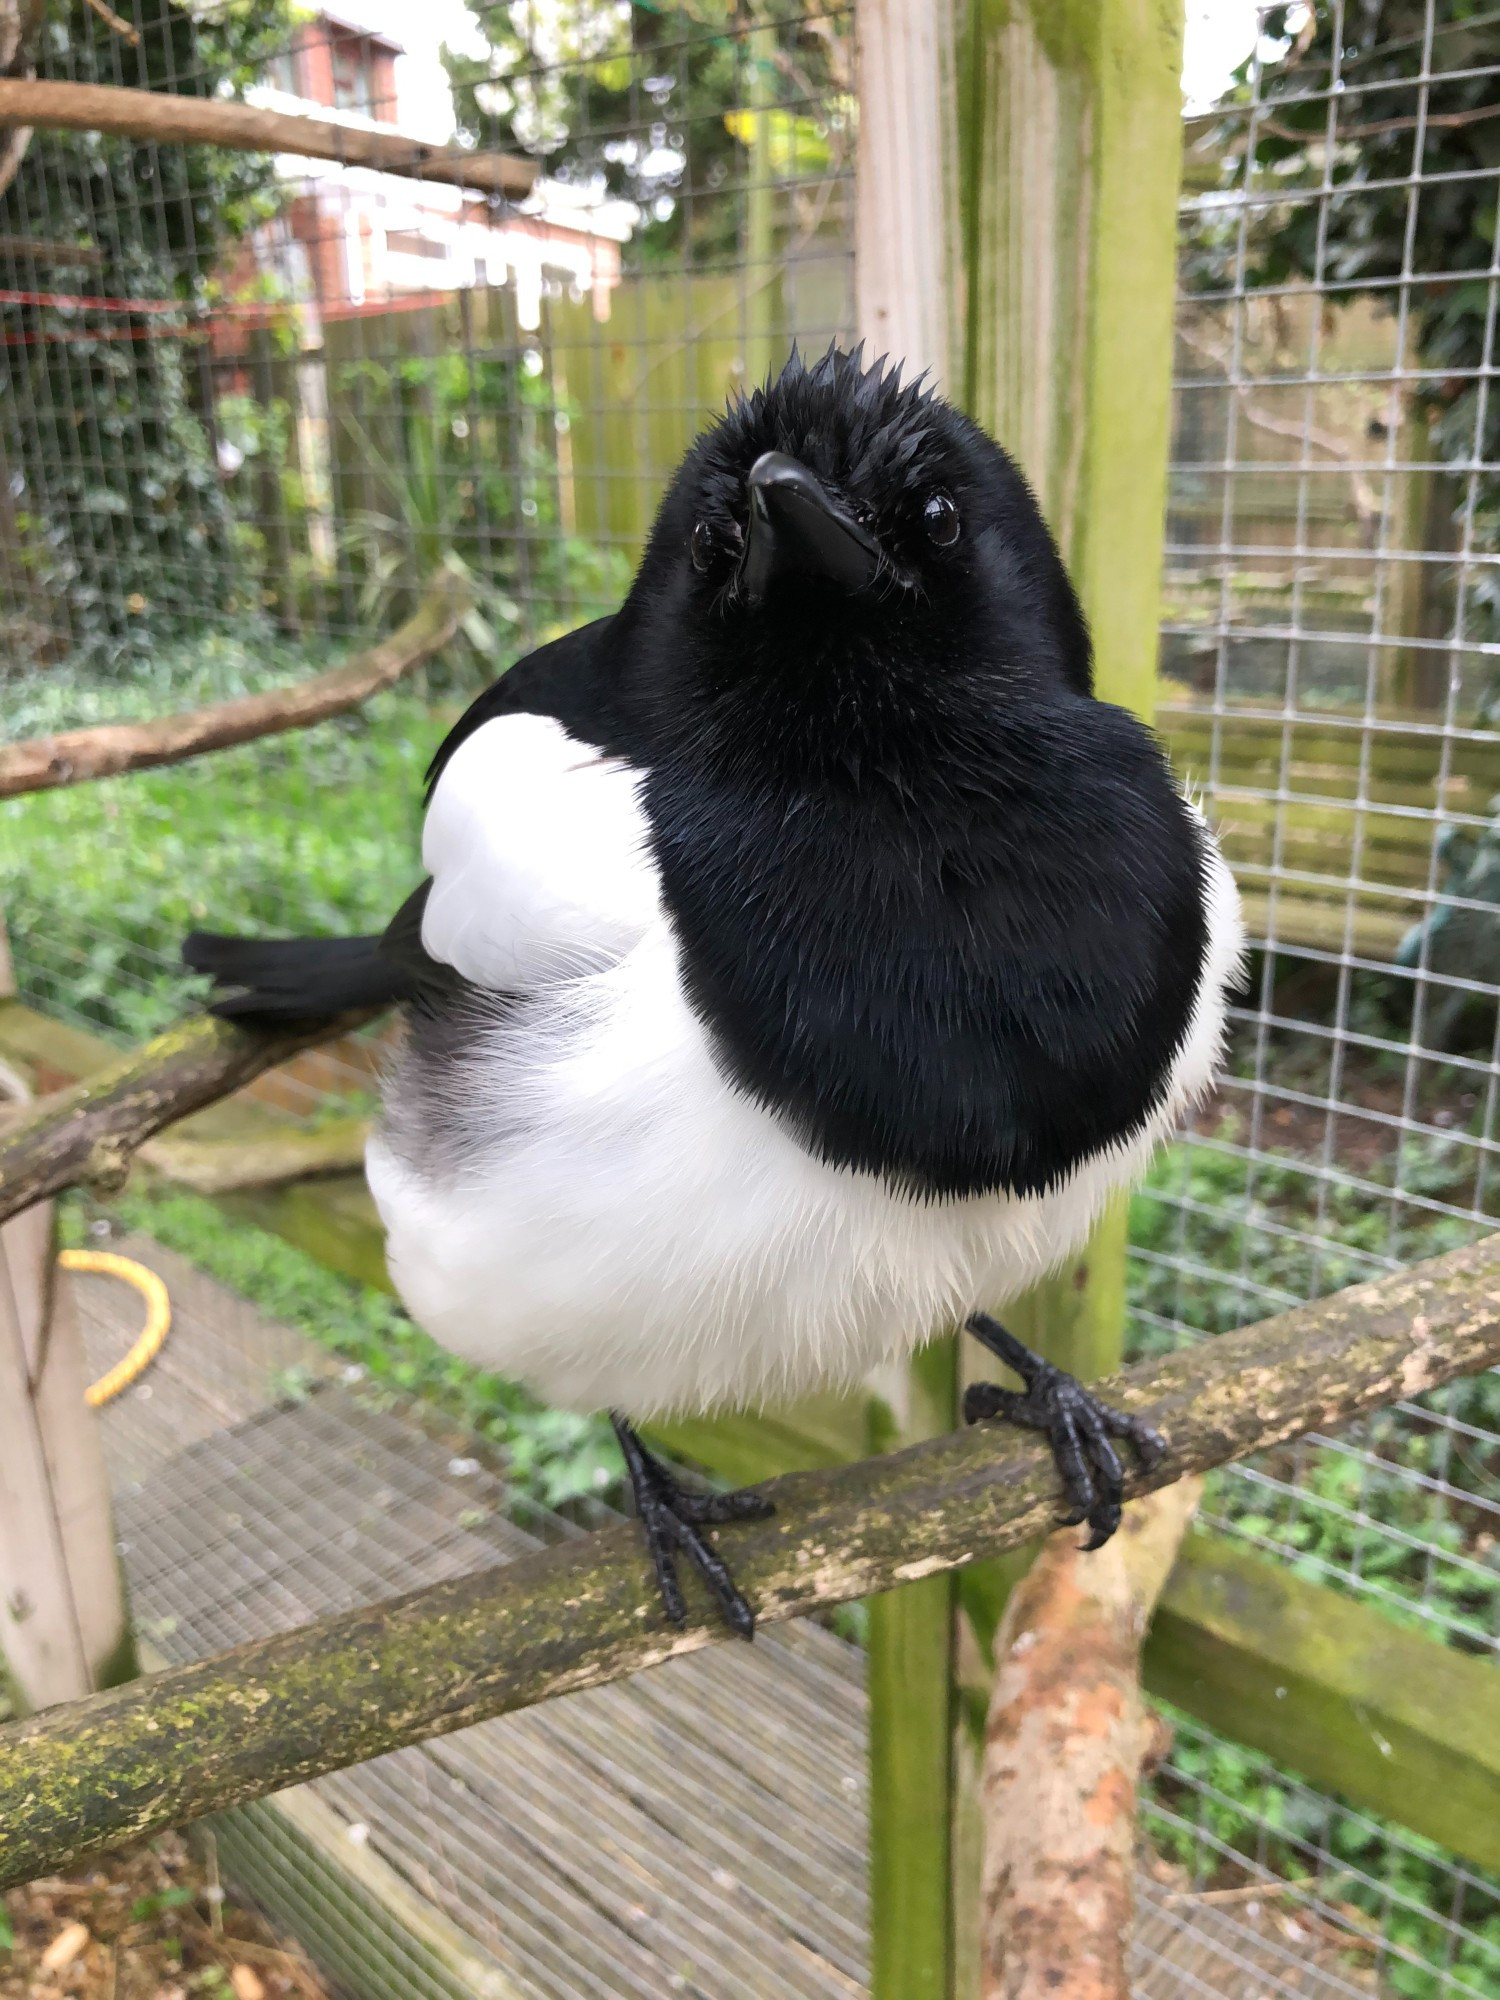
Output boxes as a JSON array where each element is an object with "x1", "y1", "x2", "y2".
[{"x1": 183, "y1": 931, "x2": 414, "y2": 1024}]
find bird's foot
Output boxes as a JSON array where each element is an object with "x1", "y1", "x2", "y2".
[
  {"x1": 611, "y1": 1416, "x2": 773, "y2": 1640},
  {"x1": 962, "y1": 1313, "x2": 1164, "y2": 1549}
]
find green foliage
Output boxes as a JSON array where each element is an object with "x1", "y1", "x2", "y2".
[
  {"x1": 331, "y1": 344, "x2": 628, "y2": 661},
  {"x1": 0, "y1": 0, "x2": 295, "y2": 670},
  {"x1": 443, "y1": 2, "x2": 850, "y2": 269},
  {"x1": 0, "y1": 641, "x2": 437, "y2": 1041},
  {"x1": 1147, "y1": 1712, "x2": 1500, "y2": 1999},
  {"x1": 69, "y1": 1182, "x2": 626, "y2": 1512},
  {"x1": 129, "y1": 1887, "x2": 195, "y2": 1923}
]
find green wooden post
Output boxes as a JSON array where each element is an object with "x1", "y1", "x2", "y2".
[
  {"x1": 854, "y1": 8, "x2": 965, "y2": 1994},
  {"x1": 744, "y1": 14, "x2": 779, "y2": 387},
  {"x1": 854, "y1": 1, "x2": 1184, "y2": 1986},
  {"x1": 865, "y1": 1337, "x2": 959, "y2": 1999},
  {"x1": 947, "y1": 3, "x2": 1186, "y2": 1991}
]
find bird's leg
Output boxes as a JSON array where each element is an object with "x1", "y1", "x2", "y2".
[
  {"x1": 961, "y1": 1313, "x2": 1164, "y2": 1549},
  {"x1": 610, "y1": 1415, "x2": 774, "y2": 1640}
]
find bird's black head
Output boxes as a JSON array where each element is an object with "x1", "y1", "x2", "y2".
[{"x1": 626, "y1": 345, "x2": 1093, "y2": 723}]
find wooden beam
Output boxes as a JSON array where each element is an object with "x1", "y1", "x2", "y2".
[
  {"x1": 1146, "y1": 1530, "x2": 1500, "y2": 1876},
  {"x1": 143, "y1": 1116, "x2": 370, "y2": 1195},
  {"x1": 854, "y1": 11, "x2": 963, "y2": 1989},
  {"x1": 0, "y1": 78, "x2": 536, "y2": 199},
  {"x1": 3, "y1": 1233, "x2": 1498, "y2": 1890},
  {"x1": 866, "y1": 1338, "x2": 960, "y2": 2000},
  {"x1": 948, "y1": 7, "x2": 1187, "y2": 1984},
  {"x1": 956, "y1": 0, "x2": 1187, "y2": 1384},
  {"x1": 854, "y1": 0, "x2": 954, "y2": 388},
  {"x1": 0, "y1": 232, "x2": 102, "y2": 264}
]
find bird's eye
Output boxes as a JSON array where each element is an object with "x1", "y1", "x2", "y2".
[
  {"x1": 923, "y1": 491, "x2": 960, "y2": 547},
  {"x1": 690, "y1": 520, "x2": 716, "y2": 572}
]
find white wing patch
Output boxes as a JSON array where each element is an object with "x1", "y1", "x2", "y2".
[{"x1": 420, "y1": 712, "x2": 659, "y2": 992}]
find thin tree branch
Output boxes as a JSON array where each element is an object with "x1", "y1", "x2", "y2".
[
  {"x1": 1175, "y1": 319, "x2": 1382, "y2": 538},
  {"x1": 79, "y1": 0, "x2": 140, "y2": 46},
  {"x1": 979, "y1": 1478, "x2": 1203, "y2": 2000},
  {"x1": 0, "y1": 1011, "x2": 382, "y2": 1226},
  {"x1": 0, "y1": 567, "x2": 471, "y2": 800},
  {"x1": 0, "y1": 79, "x2": 536, "y2": 199},
  {"x1": 1, "y1": 1233, "x2": 1498, "y2": 1889}
]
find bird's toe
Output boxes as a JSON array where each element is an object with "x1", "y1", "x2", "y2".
[
  {"x1": 677, "y1": 1485, "x2": 775, "y2": 1526},
  {"x1": 963, "y1": 1381, "x2": 1007, "y2": 1425}
]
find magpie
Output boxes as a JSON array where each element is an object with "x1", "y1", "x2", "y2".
[{"x1": 186, "y1": 346, "x2": 1243, "y2": 1638}]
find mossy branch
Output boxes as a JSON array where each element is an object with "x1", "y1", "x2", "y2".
[
  {"x1": 2, "y1": 1233, "x2": 1499, "y2": 1889},
  {"x1": 0, "y1": 1011, "x2": 380, "y2": 1226},
  {"x1": 0, "y1": 568, "x2": 470, "y2": 800}
]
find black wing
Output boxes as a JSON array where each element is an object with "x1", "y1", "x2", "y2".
[
  {"x1": 424, "y1": 612, "x2": 622, "y2": 801},
  {"x1": 187, "y1": 616, "x2": 624, "y2": 1024}
]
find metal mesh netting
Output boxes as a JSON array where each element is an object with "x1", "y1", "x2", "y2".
[
  {"x1": 1130, "y1": 7, "x2": 1500, "y2": 1991},
  {"x1": 1143, "y1": 0, "x2": 1500, "y2": 1639},
  {"x1": 0, "y1": 0, "x2": 854, "y2": 1056},
  {"x1": 0, "y1": 2, "x2": 1496, "y2": 1995}
]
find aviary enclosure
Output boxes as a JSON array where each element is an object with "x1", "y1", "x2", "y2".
[{"x1": 0, "y1": 2, "x2": 1496, "y2": 1996}]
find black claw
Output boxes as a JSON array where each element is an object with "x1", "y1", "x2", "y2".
[
  {"x1": 963, "y1": 1315, "x2": 1163, "y2": 1550},
  {"x1": 684, "y1": 1486, "x2": 777, "y2": 1526},
  {"x1": 963, "y1": 1381, "x2": 1004, "y2": 1426},
  {"x1": 612, "y1": 1416, "x2": 766, "y2": 1638}
]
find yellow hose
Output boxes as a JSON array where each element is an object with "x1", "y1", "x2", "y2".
[{"x1": 59, "y1": 1248, "x2": 172, "y2": 1407}]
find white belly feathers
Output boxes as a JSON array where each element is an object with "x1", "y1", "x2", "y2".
[
  {"x1": 366, "y1": 714, "x2": 1245, "y2": 1420},
  {"x1": 419, "y1": 710, "x2": 660, "y2": 988}
]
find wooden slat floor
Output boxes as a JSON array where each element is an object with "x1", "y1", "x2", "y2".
[{"x1": 71, "y1": 1239, "x2": 1381, "y2": 2000}]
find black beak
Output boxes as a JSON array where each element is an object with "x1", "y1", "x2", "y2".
[{"x1": 739, "y1": 451, "x2": 881, "y2": 604}]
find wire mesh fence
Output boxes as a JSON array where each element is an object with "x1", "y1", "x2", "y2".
[
  {"x1": 0, "y1": 0, "x2": 855, "y2": 1048},
  {"x1": 1, "y1": 1, "x2": 1497, "y2": 1996},
  {"x1": 1132, "y1": 5, "x2": 1500, "y2": 1991},
  {"x1": 1142, "y1": 0, "x2": 1500, "y2": 1661}
]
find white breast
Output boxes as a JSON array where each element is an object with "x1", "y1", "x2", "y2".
[
  {"x1": 366, "y1": 801, "x2": 1245, "y2": 1419},
  {"x1": 420, "y1": 711, "x2": 659, "y2": 989}
]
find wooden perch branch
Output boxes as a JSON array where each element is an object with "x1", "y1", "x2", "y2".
[
  {"x1": 0, "y1": 1011, "x2": 380, "y2": 1226},
  {"x1": 0, "y1": 79, "x2": 536, "y2": 199},
  {"x1": 980, "y1": 1477, "x2": 1203, "y2": 2000},
  {"x1": 2, "y1": 1234, "x2": 1498, "y2": 1890},
  {"x1": 0, "y1": 568, "x2": 471, "y2": 800}
]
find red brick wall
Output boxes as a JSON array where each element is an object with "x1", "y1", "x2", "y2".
[
  {"x1": 295, "y1": 21, "x2": 335, "y2": 109},
  {"x1": 372, "y1": 47, "x2": 398, "y2": 123}
]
